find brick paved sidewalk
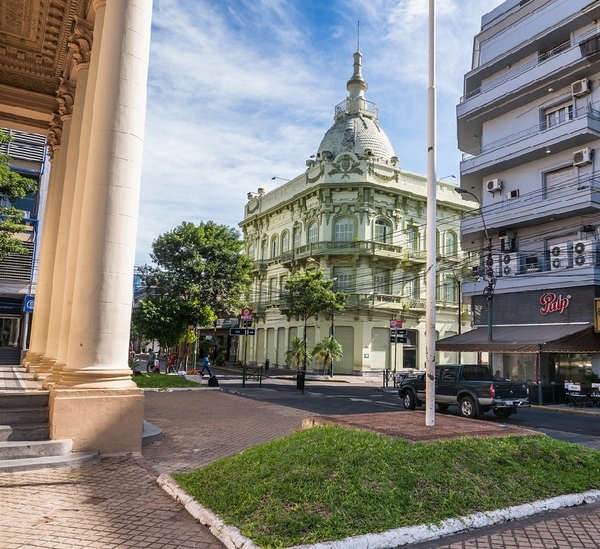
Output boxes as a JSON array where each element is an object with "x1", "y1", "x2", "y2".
[{"x1": 1, "y1": 388, "x2": 599, "y2": 549}]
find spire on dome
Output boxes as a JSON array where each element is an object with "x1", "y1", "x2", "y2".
[{"x1": 346, "y1": 50, "x2": 367, "y2": 100}]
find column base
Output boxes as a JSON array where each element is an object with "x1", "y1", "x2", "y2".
[{"x1": 48, "y1": 385, "x2": 144, "y2": 454}]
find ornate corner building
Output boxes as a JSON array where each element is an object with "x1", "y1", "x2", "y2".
[
  {"x1": 239, "y1": 51, "x2": 474, "y2": 375},
  {"x1": 0, "y1": 0, "x2": 153, "y2": 454}
]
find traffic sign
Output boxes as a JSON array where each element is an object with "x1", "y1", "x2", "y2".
[
  {"x1": 390, "y1": 319, "x2": 403, "y2": 328},
  {"x1": 23, "y1": 295, "x2": 34, "y2": 313},
  {"x1": 390, "y1": 336, "x2": 407, "y2": 344},
  {"x1": 241, "y1": 307, "x2": 253, "y2": 320},
  {"x1": 396, "y1": 329, "x2": 407, "y2": 336},
  {"x1": 247, "y1": 329, "x2": 255, "y2": 335},
  {"x1": 230, "y1": 328, "x2": 246, "y2": 335}
]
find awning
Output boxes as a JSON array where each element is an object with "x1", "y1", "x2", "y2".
[{"x1": 436, "y1": 324, "x2": 600, "y2": 353}]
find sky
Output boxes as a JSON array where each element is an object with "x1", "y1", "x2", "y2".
[{"x1": 136, "y1": 0, "x2": 502, "y2": 265}]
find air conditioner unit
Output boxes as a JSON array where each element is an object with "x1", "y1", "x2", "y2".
[
  {"x1": 572, "y1": 239, "x2": 598, "y2": 267},
  {"x1": 486, "y1": 179, "x2": 502, "y2": 192},
  {"x1": 500, "y1": 252, "x2": 521, "y2": 276},
  {"x1": 571, "y1": 78, "x2": 590, "y2": 98},
  {"x1": 549, "y1": 242, "x2": 573, "y2": 270},
  {"x1": 573, "y1": 148, "x2": 593, "y2": 167}
]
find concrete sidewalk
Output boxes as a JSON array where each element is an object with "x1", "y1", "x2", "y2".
[{"x1": 1, "y1": 377, "x2": 600, "y2": 548}]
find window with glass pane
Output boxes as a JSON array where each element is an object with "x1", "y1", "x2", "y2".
[
  {"x1": 282, "y1": 231, "x2": 289, "y2": 252},
  {"x1": 261, "y1": 239, "x2": 267, "y2": 260},
  {"x1": 269, "y1": 277, "x2": 277, "y2": 301},
  {"x1": 248, "y1": 244, "x2": 254, "y2": 259},
  {"x1": 406, "y1": 226, "x2": 418, "y2": 249},
  {"x1": 445, "y1": 232, "x2": 457, "y2": 256},
  {"x1": 271, "y1": 236, "x2": 279, "y2": 258},
  {"x1": 308, "y1": 223, "x2": 318, "y2": 243},
  {"x1": 544, "y1": 101, "x2": 573, "y2": 129},
  {"x1": 374, "y1": 271, "x2": 389, "y2": 294},
  {"x1": 405, "y1": 278, "x2": 415, "y2": 298},
  {"x1": 445, "y1": 280, "x2": 457, "y2": 302},
  {"x1": 334, "y1": 218, "x2": 354, "y2": 241},
  {"x1": 374, "y1": 219, "x2": 391, "y2": 243},
  {"x1": 293, "y1": 229, "x2": 301, "y2": 249},
  {"x1": 333, "y1": 267, "x2": 354, "y2": 293}
]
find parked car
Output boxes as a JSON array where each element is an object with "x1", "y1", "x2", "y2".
[{"x1": 398, "y1": 364, "x2": 529, "y2": 419}]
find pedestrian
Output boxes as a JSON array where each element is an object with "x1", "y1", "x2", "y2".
[
  {"x1": 168, "y1": 354, "x2": 177, "y2": 373},
  {"x1": 201, "y1": 355, "x2": 212, "y2": 376},
  {"x1": 146, "y1": 349, "x2": 156, "y2": 373}
]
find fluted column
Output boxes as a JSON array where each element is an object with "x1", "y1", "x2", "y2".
[
  {"x1": 22, "y1": 117, "x2": 68, "y2": 373},
  {"x1": 49, "y1": 0, "x2": 153, "y2": 454}
]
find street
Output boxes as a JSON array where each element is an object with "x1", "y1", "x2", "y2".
[{"x1": 214, "y1": 371, "x2": 600, "y2": 450}]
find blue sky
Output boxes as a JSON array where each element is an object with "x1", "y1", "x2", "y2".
[{"x1": 136, "y1": 0, "x2": 501, "y2": 264}]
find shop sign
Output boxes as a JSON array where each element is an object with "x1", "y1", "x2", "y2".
[{"x1": 539, "y1": 292, "x2": 570, "y2": 316}]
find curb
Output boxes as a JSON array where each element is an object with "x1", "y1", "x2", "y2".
[{"x1": 156, "y1": 473, "x2": 600, "y2": 549}]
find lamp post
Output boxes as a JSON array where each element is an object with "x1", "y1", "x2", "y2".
[{"x1": 455, "y1": 187, "x2": 495, "y2": 342}]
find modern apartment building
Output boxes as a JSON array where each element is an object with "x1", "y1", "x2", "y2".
[
  {"x1": 239, "y1": 51, "x2": 473, "y2": 375},
  {"x1": 0, "y1": 129, "x2": 48, "y2": 364},
  {"x1": 438, "y1": 0, "x2": 600, "y2": 402}
]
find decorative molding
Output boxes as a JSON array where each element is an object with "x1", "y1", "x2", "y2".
[
  {"x1": 368, "y1": 163, "x2": 399, "y2": 182},
  {"x1": 56, "y1": 78, "x2": 75, "y2": 118},
  {"x1": 328, "y1": 154, "x2": 363, "y2": 179},
  {"x1": 306, "y1": 163, "x2": 325, "y2": 184}
]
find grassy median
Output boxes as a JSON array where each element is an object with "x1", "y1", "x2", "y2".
[
  {"x1": 131, "y1": 372, "x2": 202, "y2": 389},
  {"x1": 173, "y1": 425, "x2": 600, "y2": 548}
]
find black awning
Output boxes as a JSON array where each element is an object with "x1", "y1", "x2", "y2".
[{"x1": 436, "y1": 324, "x2": 600, "y2": 353}]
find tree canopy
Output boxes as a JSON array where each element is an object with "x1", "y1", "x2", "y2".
[
  {"x1": 136, "y1": 221, "x2": 252, "y2": 337},
  {"x1": 279, "y1": 268, "x2": 346, "y2": 324},
  {"x1": 0, "y1": 130, "x2": 38, "y2": 261}
]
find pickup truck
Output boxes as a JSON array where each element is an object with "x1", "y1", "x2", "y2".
[{"x1": 398, "y1": 364, "x2": 529, "y2": 419}]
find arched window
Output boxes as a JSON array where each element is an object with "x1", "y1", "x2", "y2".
[
  {"x1": 247, "y1": 243, "x2": 254, "y2": 260},
  {"x1": 271, "y1": 235, "x2": 279, "y2": 258},
  {"x1": 293, "y1": 227, "x2": 301, "y2": 249},
  {"x1": 374, "y1": 219, "x2": 392, "y2": 243},
  {"x1": 445, "y1": 231, "x2": 457, "y2": 257},
  {"x1": 406, "y1": 226, "x2": 419, "y2": 249},
  {"x1": 308, "y1": 223, "x2": 318, "y2": 244},
  {"x1": 281, "y1": 231, "x2": 289, "y2": 252},
  {"x1": 334, "y1": 217, "x2": 354, "y2": 242}
]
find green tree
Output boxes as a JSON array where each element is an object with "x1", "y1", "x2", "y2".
[
  {"x1": 147, "y1": 221, "x2": 252, "y2": 328},
  {"x1": 131, "y1": 294, "x2": 189, "y2": 352},
  {"x1": 0, "y1": 130, "x2": 38, "y2": 260},
  {"x1": 312, "y1": 336, "x2": 343, "y2": 376},
  {"x1": 285, "y1": 336, "x2": 312, "y2": 370},
  {"x1": 279, "y1": 269, "x2": 346, "y2": 371}
]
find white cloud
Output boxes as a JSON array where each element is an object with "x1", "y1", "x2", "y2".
[{"x1": 137, "y1": 0, "x2": 503, "y2": 264}]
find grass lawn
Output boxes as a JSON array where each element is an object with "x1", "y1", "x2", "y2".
[
  {"x1": 173, "y1": 425, "x2": 600, "y2": 549},
  {"x1": 131, "y1": 372, "x2": 202, "y2": 389}
]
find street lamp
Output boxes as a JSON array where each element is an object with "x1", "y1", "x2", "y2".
[{"x1": 455, "y1": 187, "x2": 495, "y2": 341}]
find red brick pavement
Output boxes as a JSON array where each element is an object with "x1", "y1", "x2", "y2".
[{"x1": 1, "y1": 388, "x2": 600, "y2": 549}]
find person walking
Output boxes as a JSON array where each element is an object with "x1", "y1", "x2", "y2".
[
  {"x1": 201, "y1": 355, "x2": 212, "y2": 376},
  {"x1": 146, "y1": 349, "x2": 156, "y2": 373}
]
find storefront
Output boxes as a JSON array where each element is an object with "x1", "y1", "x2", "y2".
[
  {"x1": 436, "y1": 286, "x2": 600, "y2": 404},
  {"x1": 0, "y1": 297, "x2": 26, "y2": 364}
]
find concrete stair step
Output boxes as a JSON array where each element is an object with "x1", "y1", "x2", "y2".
[
  {"x1": 0, "y1": 439, "x2": 73, "y2": 460},
  {"x1": 0, "y1": 407, "x2": 48, "y2": 425},
  {"x1": 0, "y1": 451, "x2": 100, "y2": 473},
  {"x1": 0, "y1": 423, "x2": 50, "y2": 441},
  {"x1": 0, "y1": 392, "x2": 49, "y2": 409}
]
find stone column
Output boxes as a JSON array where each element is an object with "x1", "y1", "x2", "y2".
[
  {"x1": 49, "y1": 0, "x2": 153, "y2": 454},
  {"x1": 43, "y1": 20, "x2": 93, "y2": 386},
  {"x1": 22, "y1": 116, "x2": 68, "y2": 373}
]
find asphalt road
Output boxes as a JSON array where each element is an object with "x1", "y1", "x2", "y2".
[{"x1": 217, "y1": 373, "x2": 600, "y2": 450}]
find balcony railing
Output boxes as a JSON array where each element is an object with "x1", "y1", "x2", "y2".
[
  {"x1": 460, "y1": 29, "x2": 600, "y2": 103},
  {"x1": 462, "y1": 103, "x2": 600, "y2": 161}
]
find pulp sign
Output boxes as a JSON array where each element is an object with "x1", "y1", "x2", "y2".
[{"x1": 539, "y1": 292, "x2": 570, "y2": 316}]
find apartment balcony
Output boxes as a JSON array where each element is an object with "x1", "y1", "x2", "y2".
[
  {"x1": 458, "y1": 39, "x2": 590, "y2": 151},
  {"x1": 460, "y1": 103, "x2": 600, "y2": 186},
  {"x1": 288, "y1": 240, "x2": 404, "y2": 263},
  {"x1": 460, "y1": 174, "x2": 600, "y2": 244}
]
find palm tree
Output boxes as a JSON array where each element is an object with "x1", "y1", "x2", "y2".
[
  {"x1": 285, "y1": 336, "x2": 312, "y2": 370},
  {"x1": 312, "y1": 336, "x2": 343, "y2": 376}
]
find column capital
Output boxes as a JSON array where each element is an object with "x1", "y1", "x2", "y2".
[
  {"x1": 65, "y1": 16, "x2": 94, "y2": 80},
  {"x1": 46, "y1": 114, "x2": 63, "y2": 160},
  {"x1": 56, "y1": 78, "x2": 76, "y2": 118}
]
